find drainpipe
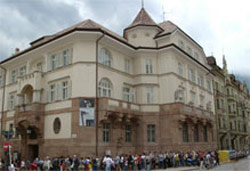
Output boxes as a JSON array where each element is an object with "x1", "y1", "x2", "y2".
[
  {"x1": 0, "y1": 65, "x2": 7, "y2": 146},
  {"x1": 95, "y1": 32, "x2": 105, "y2": 157}
]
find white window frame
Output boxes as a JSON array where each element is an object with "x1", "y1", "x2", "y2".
[
  {"x1": 49, "y1": 84, "x2": 56, "y2": 102},
  {"x1": 103, "y1": 123, "x2": 110, "y2": 143},
  {"x1": 178, "y1": 62, "x2": 184, "y2": 76},
  {"x1": 19, "y1": 66, "x2": 26, "y2": 77},
  {"x1": 146, "y1": 87, "x2": 154, "y2": 104},
  {"x1": 99, "y1": 48, "x2": 112, "y2": 67},
  {"x1": 198, "y1": 74, "x2": 204, "y2": 87},
  {"x1": 10, "y1": 69, "x2": 17, "y2": 83},
  {"x1": 124, "y1": 58, "x2": 130, "y2": 73},
  {"x1": 8, "y1": 94, "x2": 15, "y2": 110},
  {"x1": 207, "y1": 80, "x2": 212, "y2": 92},
  {"x1": 98, "y1": 79, "x2": 112, "y2": 97},
  {"x1": 50, "y1": 54, "x2": 58, "y2": 70},
  {"x1": 62, "y1": 49, "x2": 71, "y2": 66},
  {"x1": 190, "y1": 92, "x2": 196, "y2": 105},
  {"x1": 62, "y1": 81, "x2": 69, "y2": 100},
  {"x1": 200, "y1": 95, "x2": 204, "y2": 108},
  {"x1": 146, "y1": 59, "x2": 153, "y2": 74},
  {"x1": 123, "y1": 87, "x2": 135, "y2": 103},
  {"x1": 147, "y1": 124, "x2": 156, "y2": 142},
  {"x1": 188, "y1": 69, "x2": 196, "y2": 83}
]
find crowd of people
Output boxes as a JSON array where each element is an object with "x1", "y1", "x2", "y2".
[{"x1": 0, "y1": 150, "x2": 248, "y2": 171}]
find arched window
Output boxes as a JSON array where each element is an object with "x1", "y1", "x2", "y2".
[
  {"x1": 98, "y1": 79, "x2": 112, "y2": 97},
  {"x1": 98, "y1": 48, "x2": 112, "y2": 67}
]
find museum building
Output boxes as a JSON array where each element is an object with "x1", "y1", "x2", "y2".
[{"x1": 0, "y1": 8, "x2": 217, "y2": 159}]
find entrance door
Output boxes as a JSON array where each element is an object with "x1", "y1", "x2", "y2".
[{"x1": 28, "y1": 145, "x2": 39, "y2": 161}]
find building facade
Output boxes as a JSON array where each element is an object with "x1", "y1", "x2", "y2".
[
  {"x1": 0, "y1": 8, "x2": 217, "y2": 160},
  {"x1": 208, "y1": 56, "x2": 250, "y2": 150}
]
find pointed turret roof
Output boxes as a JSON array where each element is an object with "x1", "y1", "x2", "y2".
[{"x1": 128, "y1": 8, "x2": 157, "y2": 27}]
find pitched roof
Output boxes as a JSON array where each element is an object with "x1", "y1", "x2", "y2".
[
  {"x1": 30, "y1": 19, "x2": 128, "y2": 47},
  {"x1": 125, "y1": 8, "x2": 158, "y2": 29},
  {"x1": 156, "y1": 21, "x2": 178, "y2": 37}
]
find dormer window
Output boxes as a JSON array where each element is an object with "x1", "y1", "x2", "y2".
[{"x1": 99, "y1": 48, "x2": 112, "y2": 67}]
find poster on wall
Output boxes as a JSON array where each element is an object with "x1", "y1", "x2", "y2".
[{"x1": 79, "y1": 98, "x2": 95, "y2": 126}]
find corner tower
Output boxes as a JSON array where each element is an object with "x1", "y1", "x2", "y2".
[{"x1": 123, "y1": 8, "x2": 163, "y2": 47}]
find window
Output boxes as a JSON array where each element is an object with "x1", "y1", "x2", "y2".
[
  {"x1": 178, "y1": 40, "x2": 185, "y2": 50},
  {"x1": 207, "y1": 80, "x2": 212, "y2": 92},
  {"x1": 200, "y1": 95, "x2": 204, "y2": 108},
  {"x1": 146, "y1": 87, "x2": 154, "y2": 104},
  {"x1": 147, "y1": 124, "x2": 156, "y2": 142},
  {"x1": 10, "y1": 70, "x2": 17, "y2": 83},
  {"x1": 182, "y1": 122, "x2": 189, "y2": 142},
  {"x1": 188, "y1": 69, "x2": 195, "y2": 83},
  {"x1": 146, "y1": 59, "x2": 153, "y2": 74},
  {"x1": 178, "y1": 62, "x2": 184, "y2": 76},
  {"x1": 198, "y1": 74, "x2": 204, "y2": 87},
  {"x1": 124, "y1": 59, "x2": 130, "y2": 73},
  {"x1": 37, "y1": 62, "x2": 43, "y2": 72},
  {"x1": 187, "y1": 46, "x2": 193, "y2": 56},
  {"x1": 203, "y1": 126, "x2": 208, "y2": 142},
  {"x1": 50, "y1": 54, "x2": 58, "y2": 70},
  {"x1": 49, "y1": 84, "x2": 56, "y2": 102},
  {"x1": 8, "y1": 94, "x2": 15, "y2": 110},
  {"x1": 62, "y1": 49, "x2": 71, "y2": 66},
  {"x1": 19, "y1": 66, "x2": 26, "y2": 76},
  {"x1": 98, "y1": 79, "x2": 112, "y2": 97},
  {"x1": 62, "y1": 81, "x2": 69, "y2": 100},
  {"x1": 103, "y1": 123, "x2": 110, "y2": 143},
  {"x1": 194, "y1": 124, "x2": 199, "y2": 142},
  {"x1": 125, "y1": 125, "x2": 131, "y2": 142},
  {"x1": 53, "y1": 117, "x2": 61, "y2": 134},
  {"x1": 99, "y1": 48, "x2": 112, "y2": 67},
  {"x1": 223, "y1": 118, "x2": 226, "y2": 129},
  {"x1": 123, "y1": 87, "x2": 135, "y2": 103},
  {"x1": 190, "y1": 92, "x2": 196, "y2": 105}
]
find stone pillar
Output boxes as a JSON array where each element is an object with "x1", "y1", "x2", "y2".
[
  {"x1": 17, "y1": 94, "x2": 24, "y2": 106},
  {"x1": 33, "y1": 90, "x2": 41, "y2": 103}
]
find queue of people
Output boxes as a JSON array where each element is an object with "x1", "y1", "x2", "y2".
[{"x1": 0, "y1": 150, "x2": 249, "y2": 171}]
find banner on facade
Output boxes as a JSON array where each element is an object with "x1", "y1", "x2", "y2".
[{"x1": 79, "y1": 98, "x2": 95, "y2": 126}]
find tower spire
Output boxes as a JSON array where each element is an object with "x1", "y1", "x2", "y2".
[{"x1": 141, "y1": 0, "x2": 144, "y2": 8}]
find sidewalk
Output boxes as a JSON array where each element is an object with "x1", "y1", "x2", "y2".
[{"x1": 155, "y1": 166, "x2": 199, "y2": 171}]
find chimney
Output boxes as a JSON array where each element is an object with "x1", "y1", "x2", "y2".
[{"x1": 15, "y1": 48, "x2": 20, "y2": 54}]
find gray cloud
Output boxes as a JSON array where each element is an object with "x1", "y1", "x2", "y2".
[{"x1": 0, "y1": 0, "x2": 249, "y2": 79}]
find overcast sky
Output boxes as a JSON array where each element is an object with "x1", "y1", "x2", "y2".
[{"x1": 0, "y1": 0, "x2": 249, "y2": 77}]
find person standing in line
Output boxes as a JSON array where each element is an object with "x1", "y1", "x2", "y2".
[{"x1": 103, "y1": 155, "x2": 114, "y2": 171}]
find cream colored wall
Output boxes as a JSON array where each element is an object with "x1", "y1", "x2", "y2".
[
  {"x1": 126, "y1": 27, "x2": 158, "y2": 47},
  {"x1": 44, "y1": 112, "x2": 72, "y2": 139}
]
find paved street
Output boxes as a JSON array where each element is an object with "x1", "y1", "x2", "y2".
[{"x1": 209, "y1": 157, "x2": 250, "y2": 171}]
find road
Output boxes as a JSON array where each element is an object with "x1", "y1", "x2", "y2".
[{"x1": 209, "y1": 156, "x2": 250, "y2": 171}]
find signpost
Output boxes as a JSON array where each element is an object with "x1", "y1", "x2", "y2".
[{"x1": 1, "y1": 129, "x2": 14, "y2": 169}]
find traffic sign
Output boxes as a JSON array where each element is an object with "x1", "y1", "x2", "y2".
[{"x1": 3, "y1": 142, "x2": 11, "y2": 151}]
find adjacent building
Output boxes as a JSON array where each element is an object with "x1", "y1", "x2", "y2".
[
  {"x1": 208, "y1": 56, "x2": 250, "y2": 150},
  {"x1": 0, "y1": 8, "x2": 217, "y2": 160}
]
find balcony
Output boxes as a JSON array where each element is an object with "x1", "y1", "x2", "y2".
[{"x1": 216, "y1": 89, "x2": 224, "y2": 96}]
